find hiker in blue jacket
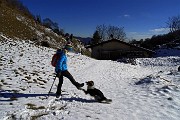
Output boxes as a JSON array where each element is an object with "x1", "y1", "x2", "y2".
[{"x1": 55, "y1": 44, "x2": 84, "y2": 98}]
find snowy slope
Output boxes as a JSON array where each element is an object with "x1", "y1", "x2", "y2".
[{"x1": 0, "y1": 38, "x2": 180, "y2": 120}]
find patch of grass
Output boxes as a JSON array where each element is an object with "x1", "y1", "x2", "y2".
[
  {"x1": 25, "y1": 76, "x2": 31, "y2": 80},
  {"x1": 18, "y1": 67, "x2": 24, "y2": 72},
  {"x1": 38, "y1": 79, "x2": 47, "y2": 83},
  {"x1": 7, "y1": 77, "x2": 12, "y2": 80},
  {"x1": 27, "y1": 81, "x2": 33, "y2": 84},
  {"x1": 9, "y1": 59, "x2": 14, "y2": 64},
  {"x1": 26, "y1": 103, "x2": 46, "y2": 110},
  {"x1": 9, "y1": 103, "x2": 13, "y2": 105},
  {"x1": 3, "y1": 82, "x2": 8, "y2": 85},
  {"x1": 86, "y1": 115, "x2": 91, "y2": 118},
  {"x1": 20, "y1": 87, "x2": 26, "y2": 91},
  {"x1": 0, "y1": 2, "x2": 37, "y2": 40},
  {"x1": 31, "y1": 71, "x2": 39, "y2": 76},
  {"x1": 31, "y1": 113, "x2": 48, "y2": 120},
  {"x1": 26, "y1": 103, "x2": 36, "y2": 109},
  {"x1": 1, "y1": 79, "x2": 4, "y2": 82},
  {"x1": 23, "y1": 72, "x2": 28, "y2": 75},
  {"x1": 10, "y1": 96, "x2": 18, "y2": 101},
  {"x1": 167, "y1": 97, "x2": 173, "y2": 100},
  {"x1": 33, "y1": 79, "x2": 37, "y2": 83},
  {"x1": 21, "y1": 79, "x2": 28, "y2": 82},
  {"x1": 12, "y1": 90, "x2": 19, "y2": 93},
  {"x1": 38, "y1": 82, "x2": 44, "y2": 85},
  {"x1": 19, "y1": 53, "x2": 23, "y2": 57},
  {"x1": 40, "y1": 86, "x2": 46, "y2": 89},
  {"x1": 7, "y1": 114, "x2": 16, "y2": 120},
  {"x1": 0, "y1": 0, "x2": 86, "y2": 55},
  {"x1": 81, "y1": 48, "x2": 91, "y2": 57},
  {"x1": 37, "y1": 77, "x2": 42, "y2": 80},
  {"x1": 14, "y1": 69, "x2": 19, "y2": 75},
  {"x1": 1, "y1": 78, "x2": 8, "y2": 85}
]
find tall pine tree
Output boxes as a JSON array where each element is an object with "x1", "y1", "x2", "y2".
[{"x1": 92, "y1": 30, "x2": 101, "y2": 44}]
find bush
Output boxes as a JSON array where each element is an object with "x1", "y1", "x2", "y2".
[
  {"x1": 81, "y1": 49, "x2": 91, "y2": 57},
  {"x1": 41, "y1": 41, "x2": 50, "y2": 47}
]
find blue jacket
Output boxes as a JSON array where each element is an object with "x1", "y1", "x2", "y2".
[{"x1": 55, "y1": 50, "x2": 68, "y2": 73}]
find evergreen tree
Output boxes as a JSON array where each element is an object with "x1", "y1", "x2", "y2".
[
  {"x1": 92, "y1": 30, "x2": 101, "y2": 44},
  {"x1": 36, "y1": 15, "x2": 41, "y2": 24}
]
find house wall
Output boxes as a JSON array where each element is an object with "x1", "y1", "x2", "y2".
[{"x1": 91, "y1": 41, "x2": 150, "y2": 60}]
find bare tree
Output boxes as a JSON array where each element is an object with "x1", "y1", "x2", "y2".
[
  {"x1": 106, "y1": 25, "x2": 126, "y2": 40},
  {"x1": 167, "y1": 15, "x2": 180, "y2": 32},
  {"x1": 96, "y1": 24, "x2": 107, "y2": 40},
  {"x1": 95, "y1": 24, "x2": 126, "y2": 41}
]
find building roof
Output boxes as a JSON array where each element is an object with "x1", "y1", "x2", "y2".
[{"x1": 86, "y1": 39, "x2": 155, "y2": 53}]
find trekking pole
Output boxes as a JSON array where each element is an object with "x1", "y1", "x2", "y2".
[{"x1": 47, "y1": 75, "x2": 56, "y2": 98}]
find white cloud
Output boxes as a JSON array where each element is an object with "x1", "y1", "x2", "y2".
[
  {"x1": 127, "y1": 32, "x2": 153, "y2": 40},
  {"x1": 150, "y1": 28, "x2": 169, "y2": 34},
  {"x1": 127, "y1": 28, "x2": 170, "y2": 40},
  {"x1": 118, "y1": 14, "x2": 130, "y2": 18},
  {"x1": 124, "y1": 14, "x2": 130, "y2": 18}
]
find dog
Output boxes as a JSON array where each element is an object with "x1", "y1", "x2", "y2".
[{"x1": 82, "y1": 81, "x2": 111, "y2": 103}]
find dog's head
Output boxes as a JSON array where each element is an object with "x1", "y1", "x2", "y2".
[{"x1": 86, "y1": 81, "x2": 94, "y2": 87}]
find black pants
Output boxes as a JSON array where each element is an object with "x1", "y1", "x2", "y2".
[{"x1": 56, "y1": 70, "x2": 79, "y2": 94}]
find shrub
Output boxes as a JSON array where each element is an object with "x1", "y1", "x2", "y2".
[{"x1": 41, "y1": 41, "x2": 50, "y2": 47}]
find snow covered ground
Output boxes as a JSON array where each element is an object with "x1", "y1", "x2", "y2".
[{"x1": 0, "y1": 38, "x2": 180, "y2": 120}]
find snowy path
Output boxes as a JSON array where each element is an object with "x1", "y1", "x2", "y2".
[
  {"x1": 0, "y1": 39, "x2": 180, "y2": 120},
  {"x1": 50, "y1": 58, "x2": 180, "y2": 120}
]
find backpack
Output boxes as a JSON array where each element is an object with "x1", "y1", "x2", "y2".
[{"x1": 51, "y1": 49, "x2": 62, "y2": 67}]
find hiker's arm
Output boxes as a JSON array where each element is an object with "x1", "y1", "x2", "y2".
[{"x1": 56, "y1": 55, "x2": 65, "y2": 71}]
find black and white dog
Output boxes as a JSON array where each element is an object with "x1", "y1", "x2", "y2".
[{"x1": 82, "y1": 81, "x2": 112, "y2": 103}]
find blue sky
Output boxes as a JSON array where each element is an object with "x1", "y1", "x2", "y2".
[{"x1": 20, "y1": 0, "x2": 180, "y2": 40}]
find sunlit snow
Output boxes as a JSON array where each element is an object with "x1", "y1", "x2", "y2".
[{"x1": 0, "y1": 37, "x2": 180, "y2": 120}]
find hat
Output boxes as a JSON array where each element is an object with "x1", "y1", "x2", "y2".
[{"x1": 64, "y1": 44, "x2": 73, "y2": 51}]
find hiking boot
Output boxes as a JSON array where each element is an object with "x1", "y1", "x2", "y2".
[
  {"x1": 76, "y1": 83, "x2": 84, "y2": 90},
  {"x1": 56, "y1": 94, "x2": 61, "y2": 98},
  {"x1": 56, "y1": 91, "x2": 61, "y2": 98}
]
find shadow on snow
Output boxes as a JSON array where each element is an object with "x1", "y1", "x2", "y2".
[
  {"x1": 61, "y1": 97, "x2": 96, "y2": 103},
  {"x1": 0, "y1": 90, "x2": 96, "y2": 103}
]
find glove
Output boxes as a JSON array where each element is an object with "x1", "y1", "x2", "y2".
[{"x1": 56, "y1": 72, "x2": 61, "y2": 78}]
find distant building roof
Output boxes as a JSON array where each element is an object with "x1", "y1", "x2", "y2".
[{"x1": 86, "y1": 39, "x2": 155, "y2": 53}]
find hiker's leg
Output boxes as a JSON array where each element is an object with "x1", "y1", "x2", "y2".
[
  {"x1": 56, "y1": 74, "x2": 63, "y2": 95},
  {"x1": 62, "y1": 70, "x2": 78, "y2": 86},
  {"x1": 62, "y1": 70, "x2": 83, "y2": 88}
]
